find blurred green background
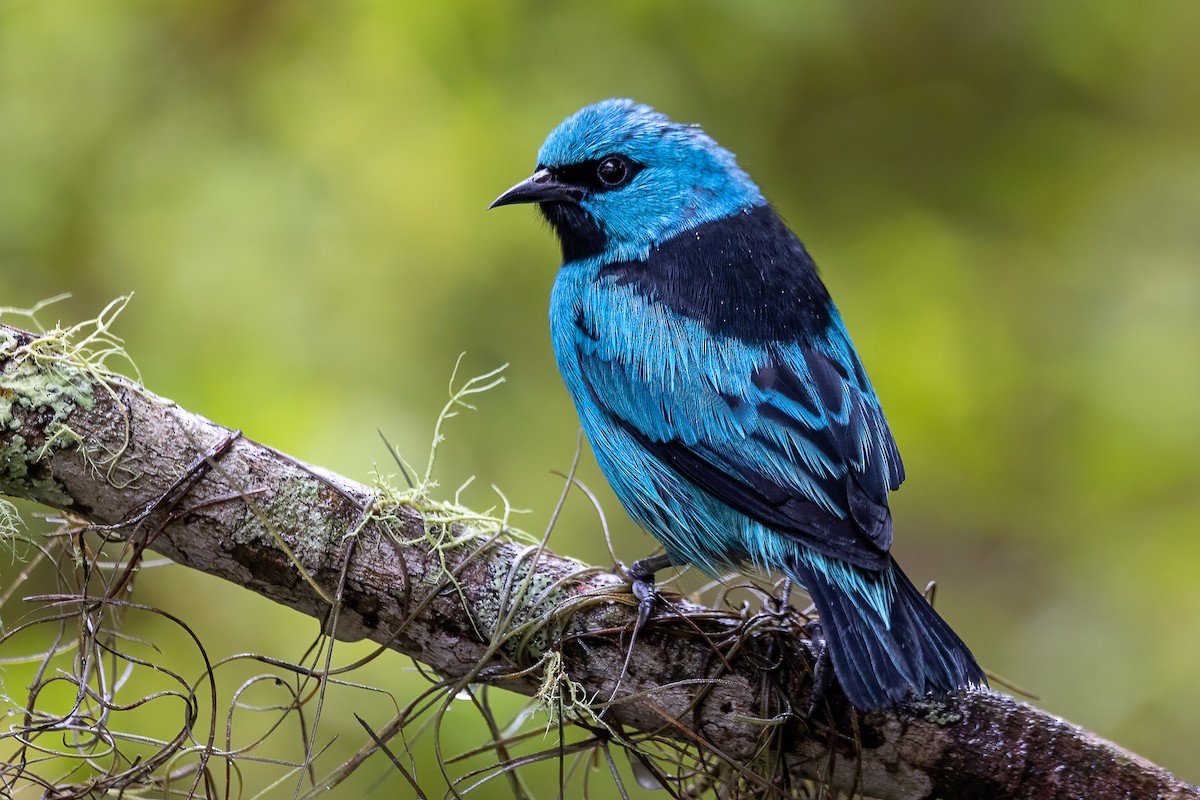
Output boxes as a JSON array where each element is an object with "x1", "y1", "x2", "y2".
[{"x1": 2, "y1": 0, "x2": 1198, "y2": 795}]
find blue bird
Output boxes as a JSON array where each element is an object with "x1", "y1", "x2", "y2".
[{"x1": 491, "y1": 99, "x2": 986, "y2": 710}]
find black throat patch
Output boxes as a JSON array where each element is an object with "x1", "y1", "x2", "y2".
[
  {"x1": 597, "y1": 205, "x2": 835, "y2": 343},
  {"x1": 539, "y1": 202, "x2": 607, "y2": 262}
]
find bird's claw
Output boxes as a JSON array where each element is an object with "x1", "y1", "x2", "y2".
[
  {"x1": 603, "y1": 554, "x2": 673, "y2": 712},
  {"x1": 804, "y1": 620, "x2": 833, "y2": 717},
  {"x1": 624, "y1": 552, "x2": 673, "y2": 637},
  {"x1": 631, "y1": 574, "x2": 658, "y2": 636}
]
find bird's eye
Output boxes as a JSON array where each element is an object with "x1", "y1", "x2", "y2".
[{"x1": 596, "y1": 156, "x2": 631, "y2": 188}]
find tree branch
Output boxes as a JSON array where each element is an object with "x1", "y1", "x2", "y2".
[{"x1": 1, "y1": 319, "x2": 1195, "y2": 800}]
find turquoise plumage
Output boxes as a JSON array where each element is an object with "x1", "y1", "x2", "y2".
[{"x1": 492, "y1": 99, "x2": 986, "y2": 709}]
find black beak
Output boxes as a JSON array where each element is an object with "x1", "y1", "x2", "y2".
[{"x1": 489, "y1": 168, "x2": 583, "y2": 209}]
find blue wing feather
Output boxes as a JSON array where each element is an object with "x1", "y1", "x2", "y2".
[{"x1": 556, "y1": 270, "x2": 904, "y2": 571}]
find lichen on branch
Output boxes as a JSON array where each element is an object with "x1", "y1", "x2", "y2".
[{"x1": 0, "y1": 302, "x2": 1196, "y2": 800}]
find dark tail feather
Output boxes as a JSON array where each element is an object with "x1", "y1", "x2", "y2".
[{"x1": 790, "y1": 555, "x2": 987, "y2": 710}]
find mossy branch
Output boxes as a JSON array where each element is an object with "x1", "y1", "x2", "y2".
[{"x1": 1, "y1": 317, "x2": 1196, "y2": 800}]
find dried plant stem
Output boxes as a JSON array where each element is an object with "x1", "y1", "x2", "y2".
[{"x1": 1, "y1": 319, "x2": 1196, "y2": 800}]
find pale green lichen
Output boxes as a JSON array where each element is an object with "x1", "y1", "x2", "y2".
[
  {"x1": 907, "y1": 697, "x2": 965, "y2": 726},
  {"x1": 0, "y1": 434, "x2": 76, "y2": 507},
  {"x1": 0, "y1": 331, "x2": 95, "y2": 505},
  {"x1": 372, "y1": 359, "x2": 535, "y2": 551},
  {"x1": 0, "y1": 296, "x2": 139, "y2": 507},
  {"x1": 231, "y1": 476, "x2": 333, "y2": 568},
  {"x1": 476, "y1": 553, "x2": 577, "y2": 656},
  {"x1": 0, "y1": 497, "x2": 24, "y2": 554},
  {"x1": 368, "y1": 359, "x2": 540, "y2": 594},
  {"x1": 365, "y1": 358, "x2": 605, "y2": 678},
  {"x1": 534, "y1": 648, "x2": 602, "y2": 730},
  {"x1": 227, "y1": 362, "x2": 535, "y2": 606},
  {"x1": 335, "y1": 357, "x2": 605, "y2": 733}
]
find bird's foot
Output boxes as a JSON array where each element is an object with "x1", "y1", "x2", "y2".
[
  {"x1": 603, "y1": 553, "x2": 674, "y2": 713},
  {"x1": 804, "y1": 620, "x2": 833, "y2": 718},
  {"x1": 629, "y1": 570, "x2": 658, "y2": 638},
  {"x1": 624, "y1": 553, "x2": 674, "y2": 640},
  {"x1": 766, "y1": 577, "x2": 793, "y2": 618}
]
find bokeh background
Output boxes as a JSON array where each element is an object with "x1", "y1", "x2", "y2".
[{"x1": 2, "y1": 1, "x2": 1198, "y2": 795}]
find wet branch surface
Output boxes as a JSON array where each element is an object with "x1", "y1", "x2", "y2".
[{"x1": 1, "y1": 320, "x2": 1196, "y2": 800}]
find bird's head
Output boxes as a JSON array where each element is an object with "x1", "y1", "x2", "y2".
[{"x1": 491, "y1": 99, "x2": 765, "y2": 263}]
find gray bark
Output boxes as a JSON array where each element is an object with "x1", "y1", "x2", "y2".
[{"x1": 1, "y1": 320, "x2": 1195, "y2": 800}]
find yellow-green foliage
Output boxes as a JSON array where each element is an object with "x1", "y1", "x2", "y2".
[{"x1": 2, "y1": 2, "x2": 1198, "y2": 792}]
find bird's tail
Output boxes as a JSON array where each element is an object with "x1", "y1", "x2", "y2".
[{"x1": 789, "y1": 554, "x2": 986, "y2": 710}]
